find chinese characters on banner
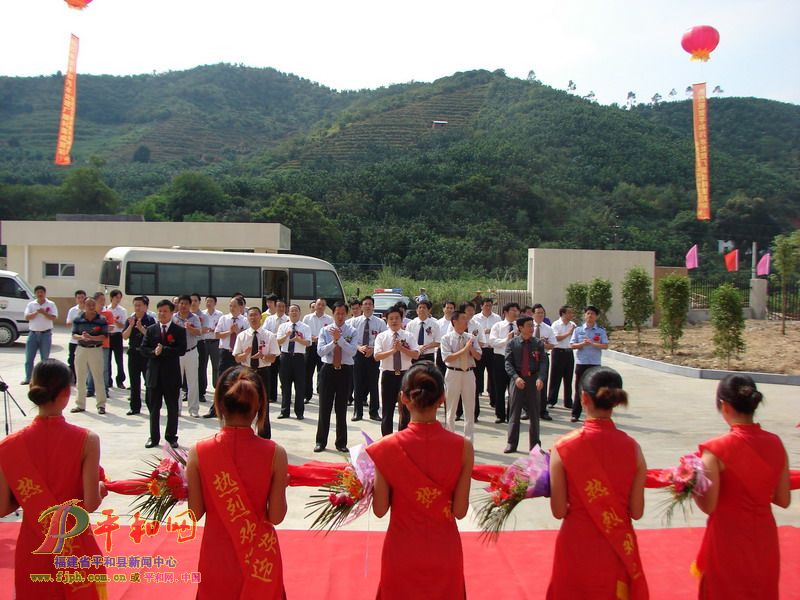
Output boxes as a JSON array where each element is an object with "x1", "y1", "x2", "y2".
[
  {"x1": 55, "y1": 34, "x2": 79, "y2": 166},
  {"x1": 692, "y1": 83, "x2": 711, "y2": 221}
]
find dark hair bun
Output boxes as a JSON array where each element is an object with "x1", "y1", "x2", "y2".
[
  {"x1": 28, "y1": 384, "x2": 53, "y2": 406},
  {"x1": 594, "y1": 386, "x2": 628, "y2": 410},
  {"x1": 717, "y1": 375, "x2": 763, "y2": 415},
  {"x1": 581, "y1": 366, "x2": 627, "y2": 410},
  {"x1": 28, "y1": 359, "x2": 71, "y2": 406},
  {"x1": 401, "y1": 361, "x2": 445, "y2": 409}
]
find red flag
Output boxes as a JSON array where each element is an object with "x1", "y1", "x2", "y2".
[
  {"x1": 724, "y1": 249, "x2": 738, "y2": 272},
  {"x1": 692, "y1": 83, "x2": 711, "y2": 221},
  {"x1": 685, "y1": 244, "x2": 699, "y2": 269},
  {"x1": 756, "y1": 253, "x2": 771, "y2": 276}
]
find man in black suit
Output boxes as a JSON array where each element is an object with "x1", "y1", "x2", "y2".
[
  {"x1": 504, "y1": 315, "x2": 549, "y2": 454},
  {"x1": 140, "y1": 299, "x2": 187, "y2": 448}
]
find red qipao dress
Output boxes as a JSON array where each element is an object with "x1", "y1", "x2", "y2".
[
  {"x1": 0, "y1": 416, "x2": 107, "y2": 600},
  {"x1": 195, "y1": 426, "x2": 285, "y2": 600},
  {"x1": 547, "y1": 418, "x2": 648, "y2": 600},
  {"x1": 366, "y1": 421, "x2": 466, "y2": 599},
  {"x1": 694, "y1": 424, "x2": 786, "y2": 599}
]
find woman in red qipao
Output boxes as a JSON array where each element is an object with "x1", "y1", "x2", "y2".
[
  {"x1": 187, "y1": 365, "x2": 288, "y2": 600},
  {"x1": 367, "y1": 361, "x2": 474, "y2": 599},
  {"x1": 692, "y1": 374, "x2": 791, "y2": 599},
  {"x1": 0, "y1": 359, "x2": 107, "y2": 600},
  {"x1": 547, "y1": 366, "x2": 648, "y2": 600}
]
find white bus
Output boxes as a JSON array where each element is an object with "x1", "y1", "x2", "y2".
[{"x1": 99, "y1": 247, "x2": 345, "y2": 311}]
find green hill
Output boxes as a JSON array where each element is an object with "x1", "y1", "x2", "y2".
[{"x1": 0, "y1": 65, "x2": 797, "y2": 278}]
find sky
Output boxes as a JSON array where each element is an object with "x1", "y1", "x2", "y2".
[{"x1": 2, "y1": 0, "x2": 798, "y2": 106}]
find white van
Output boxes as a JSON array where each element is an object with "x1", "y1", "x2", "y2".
[{"x1": 0, "y1": 269, "x2": 34, "y2": 346}]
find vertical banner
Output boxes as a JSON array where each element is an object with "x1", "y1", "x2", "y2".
[
  {"x1": 54, "y1": 34, "x2": 80, "y2": 166},
  {"x1": 692, "y1": 82, "x2": 711, "y2": 220}
]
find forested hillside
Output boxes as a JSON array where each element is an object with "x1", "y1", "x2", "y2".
[{"x1": 0, "y1": 64, "x2": 797, "y2": 278}]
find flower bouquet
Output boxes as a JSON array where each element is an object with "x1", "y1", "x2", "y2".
[
  {"x1": 474, "y1": 445, "x2": 550, "y2": 542},
  {"x1": 305, "y1": 433, "x2": 375, "y2": 533},
  {"x1": 130, "y1": 444, "x2": 189, "y2": 522},
  {"x1": 657, "y1": 453, "x2": 711, "y2": 525}
]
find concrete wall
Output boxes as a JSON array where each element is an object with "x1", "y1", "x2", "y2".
[{"x1": 528, "y1": 248, "x2": 656, "y2": 327}]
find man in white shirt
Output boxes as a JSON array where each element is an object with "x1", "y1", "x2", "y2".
[
  {"x1": 199, "y1": 295, "x2": 223, "y2": 402},
  {"x1": 277, "y1": 304, "x2": 312, "y2": 419},
  {"x1": 489, "y1": 302, "x2": 520, "y2": 423},
  {"x1": 436, "y1": 300, "x2": 456, "y2": 377},
  {"x1": 547, "y1": 304, "x2": 578, "y2": 410},
  {"x1": 314, "y1": 301, "x2": 358, "y2": 453},
  {"x1": 66, "y1": 289, "x2": 87, "y2": 384},
  {"x1": 374, "y1": 306, "x2": 419, "y2": 435},
  {"x1": 204, "y1": 296, "x2": 247, "y2": 418},
  {"x1": 174, "y1": 295, "x2": 203, "y2": 418},
  {"x1": 234, "y1": 305, "x2": 279, "y2": 438},
  {"x1": 473, "y1": 298, "x2": 501, "y2": 412},
  {"x1": 264, "y1": 300, "x2": 289, "y2": 406},
  {"x1": 350, "y1": 296, "x2": 386, "y2": 422},
  {"x1": 441, "y1": 311, "x2": 482, "y2": 441},
  {"x1": 302, "y1": 298, "x2": 333, "y2": 403},
  {"x1": 406, "y1": 300, "x2": 441, "y2": 363},
  {"x1": 532, "y1": 303, "x2": 558, "y2": 422},
  {"x1": 106, "y1": 289, "x2": 128, "y2": 389},
  {"x1": 22, "y1": 285, "x2": 58, "y2": 385}
]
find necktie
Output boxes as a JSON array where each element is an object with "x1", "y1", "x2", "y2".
[
  {"x1": 250, "y1": 330, "x2": 259, "y2": 369},
  {"x1": 161, "y1": 325, "x2": 167, "y2": 342},
  {"x1": 534, "y1": 323, "x2": 540, "y2": 339},
  {"x1": 229, "y1": 317, "x2": 236, "y2": 350},
  {"x1": 393, "y1": 332, "x2": 402, "y2": 371},
  {"x1": 362, "y1": 317, "x2": 370, "y2": 345},
  {"x1": 521, "y1": 340, "x2": 531, "y2": 377},
  {"x1": 288, "y1": 323, "x2": 297, "y2": 353},
  {"x1": 459, "y1": 334, "x2": 467, "y2": 370},
  {"x1": 333, "y1": 330, "x2": 342, "y2": 368},
  {"x1": 417, "y1": 320, "x2": 425, "y2": 346},
  {"x1": 509, "y1": 322, "x2": 514, "y2": 333}
]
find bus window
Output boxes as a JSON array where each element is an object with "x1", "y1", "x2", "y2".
[
  {"x1": 100, "y1": 260, "x2": 121, "y2": 287},
  {"x1": 210, "y1": 265, "x2": 260, "y2": 298},
  {"x1": 127, "y1": 262, "x2": 157, "y2": 295},
  {"x1": 263, "y1": 270, "x2": 288, "y2": 302},
  {"x1": 160, "y1": 264, "x2": 209, "y2": 296},
  {"x1": 291, "y1": 270, "x2": 315, "y2": 299},
  {"x1": 316, "y1": 270, "x2": 342, "y2": 299}
]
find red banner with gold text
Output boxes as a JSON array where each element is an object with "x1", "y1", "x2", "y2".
[
  {"x1": 54, "y1": 34, "x2": 79, "y2": 166},
  {"x1": 692, "y1": 82, "x2": 711, "y2": 220}
]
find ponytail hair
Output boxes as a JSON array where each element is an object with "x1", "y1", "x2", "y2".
[
  {"x1": 716, "y1": 374, "x2": 763, "y2": 415},
  {"x1": 581, "y1": 366, "x2": 628, "y2": 410},
  {"x1": 28, "y1": 359, "x2": 71, "y2": 406},
  {"x1": 400, "y1": 361, "x2": 444, "y2": 409},
  {"x1": 213, "y1": 366, "x2": 266, "y2": 430}
]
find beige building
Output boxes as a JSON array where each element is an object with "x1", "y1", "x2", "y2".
[
  {"x1": 528, "y1": 248, "x2": 656, "y2": 327},
  {"x1": 0, "y1": 220, "x2": 290, "y2": 318}
]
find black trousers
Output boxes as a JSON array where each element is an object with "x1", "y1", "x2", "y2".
[
  {"x1": 304, "y1": 342, "x2": 322, "y2": 400},
  {"x1": 547, "y1": 349, "x2": 575, "y2": 408},
  {"x1": 353, "y1": 352, "x2": 380, "y2": 419},
  {"x1": 280, "y1": 352, "x2": 306, "y2": 417},
  {"x1": 127, "y1": 349, "x2": 148, "y2": 413},
  {"x1": 219, "y1": 348, "x2": 236, "y2": 374},
  {"x1": 492, "y1": 354, "x2": 510, "y2": 421},
  {"x1": 571, "y1": 363, "x2": 598, "y2": 419},
  {"x1": 197, "y1": 339, "x2": 208, "y2": 398},
  {"x1": 538, "y1": 356, "x2": 550, "y2": 418},
  {"x1": 380, "y1": 370, "x2": 408, "y2": 436},
  {"x1": 148, "y1": 383, "x2": 179, "y2": 444},
  {"x1": 68, "y1": 343, "x2": 77, "y2": 384},
  {"x1": 109, "y1": 332, "x2": 126, "y2": 386},
  {"x1": 267, "y1": 356, "x2": 280, "y2": 404},
  {"x1": 254, "y1": 366, "x2": 272, "y2": 439},
  {"x1": 476, "y1": 347, "x2": 495, "y2": 407},
  {"x1": 507, "y1": 375, "x2": 540, "y2": 451},
  {"x1": 316, "y1": 363, "x2": 352, "y2": 448}
]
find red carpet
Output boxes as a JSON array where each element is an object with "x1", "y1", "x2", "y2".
[{"x1": 0, "y1": 524, "x2": 797, "y2": 599}]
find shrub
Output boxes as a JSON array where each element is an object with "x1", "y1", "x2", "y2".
[
  {"x1": 588, "y1": 278, "x2": 613, "y2": 330},
  {"x1": 565, "y1": 282, "x2": 589, "y2": 321},
  {"x1": 658, "y1": 274, "x2": 690, "y2": 354},
  {"x1": 622, "y1": 266, "x2": 654, "y2": 344},
  {"x1": 710, "y1": 283, "x2": 745, "y2": 367}
]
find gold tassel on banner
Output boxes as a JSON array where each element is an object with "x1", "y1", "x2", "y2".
[
  {"x1": 692, "y1": 82, "x2": 711, "y2": 221},
  {"x1": 54, "y1": 34, "x2": 80, "y2": 166}
]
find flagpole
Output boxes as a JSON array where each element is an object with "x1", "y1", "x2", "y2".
[{"x1": 751, "y1": 241, "x2": 757, "y2": 279}]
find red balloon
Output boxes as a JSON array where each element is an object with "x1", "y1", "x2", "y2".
[
  {"x1": 681, "y1": 25, "x2": 720, "y2": 62},
  {"x1": 64, "y1": 0, "x2": 93, "y2": 9}
]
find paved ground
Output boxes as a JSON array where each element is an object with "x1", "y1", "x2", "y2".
[{"x1": 1, "y1": 327, "x2": 797, "y2": 532}]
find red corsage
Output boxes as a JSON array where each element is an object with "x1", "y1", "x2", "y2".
[
  {"x1": 93, "y1": 326, "x2": 101, "y2": 333},
  {"x1": 167, "y1": 334, "x2": 175, "y2": 343},
  {"x1": 593, "y1": 335, "x2": 601, "y2": 342},
  {"x1": 533, "y1": 352, "x2": 540, "y2": 362}
]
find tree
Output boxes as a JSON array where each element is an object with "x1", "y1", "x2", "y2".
[
  {"x1": 622, "y1": 266, "x2": 654, "y2": 344},
  {"x1": 712, "y1": 194, "x2": 784, "y2": 249},
  {"x1": 165, "y1": 172, "x2": 228, "y2": 221},
  {"x1": 526, "y1": 70, "x2": 538, "y2": 83},
  {"x1": 710, "y1": 283, "x2": 745, "y2": 367},
  {"x1": 567, "y1": 80, "x2": 577, "y2": 92},
  {"x1": 626, "y1": 91, "x2": 637, "y2": 109},
  {"x1": 584, "y1": 91, "x2": 596, "y2": 102},
  {"x1": 658, "y1": 274, "x2": 690, "y2": 354},
  {"x1": 565, "y1": 282, "x2": 588, "y2": 320},
  {"x1": 772, "y1": 231, "x2": 800, "y2": 334},
  {"x1": 651, "y1": 93, "x2": 662, "y2": 105},
  {"x1": 59, "y1": 168, "x2": 119, "y2": 214},
  {"x1": 668, "y1": 88, "x2": 677, "y2": 99},
  {"x1": 254, "y1": 192, "x2": 342, "y2": 259},
  {"x1": 132, "y1": 145, "x2": 151, "y2": 163},
  {"x1": 587, "y1": 278, "x2": 613, "y2": 330}
]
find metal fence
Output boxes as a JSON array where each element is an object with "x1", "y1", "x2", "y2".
[
  {"x1": 689, "y1": 277, "x2": 751, "y2": 309},
  {"x1": 767, "y1": 284, "x2": 800, "y2": 321}
]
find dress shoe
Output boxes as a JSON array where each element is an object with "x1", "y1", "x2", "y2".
[
  {"x1": 202, "y1": 411, "x2": 217, "y2": 419},
  {"x1": 97, "y1": 407, "x2": 106, "y2": 415},
  {"x1": 570, "y1": 417, "x2": 580, "y2": 423},
  {"x1": 169, "y1": 440, "x2": 180, "y2": 449},
  {"x1": 189, "y1": 412, "x2": 200, "y2": 418},
  {"x1": 277, "y1": 414, "x2": 289, "y2": 419},
  {"x1": 20, "y1": 380, "x2": 30, "y2": 385},
  {"x1": 564, "y1": 402, "x2": 573, "y2": 409},
  {"x1": 117, "y1": 382, "x2": 126, "y2": 389},
  {"x1": 548, "y1": 399, "x2": 557, "y2": 407},
  {"x1": 313, "y1": 444, "x2": 325, "y2": 453},
  {"x1": 351, "y1": 415, "x2": 362, "y2": 422},
  {"x1": 126, "y1": 410, "x2": 140, "y2": 416},
  {"x1": 199, "y1": 397, "x2": 207, "y2": 403},
  {"x1": 296, "y1": 415, "x2": 304, "y2": 420},
  {"x1": 520, "y1": 412, "x2": 529, "y2": 421},
  {"x1": 503, "y1": 445, "x2": 516, "y2": 454},
  {"x1": 70, "y1": 407, "x2": 85, "y2": 413},
  {"x1": 455, "y1": 415, "x2": 464, "y2": 422},
  {"x1": 145, "y1": 439, "x2": 158, "y2": 448},
  {"x1": 494, "y1": 418, "x2": 505, "y2": 424},
  {"x1": 369, "y1": 413, "x2": 381, "y2": 421},
  {"x1": 336, "y1": 445, "x2": 348, "y2": 453},
  {"x1": 87, "y1": 393, "x2": 95, "y2": 398},
  {"x1": 540, "y1": 413, "x2": 553, "y2": 421}
]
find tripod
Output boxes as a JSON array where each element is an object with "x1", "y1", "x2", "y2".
[{"x1": 0, "y1": 374, "x2": 26, "y2": 437}]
